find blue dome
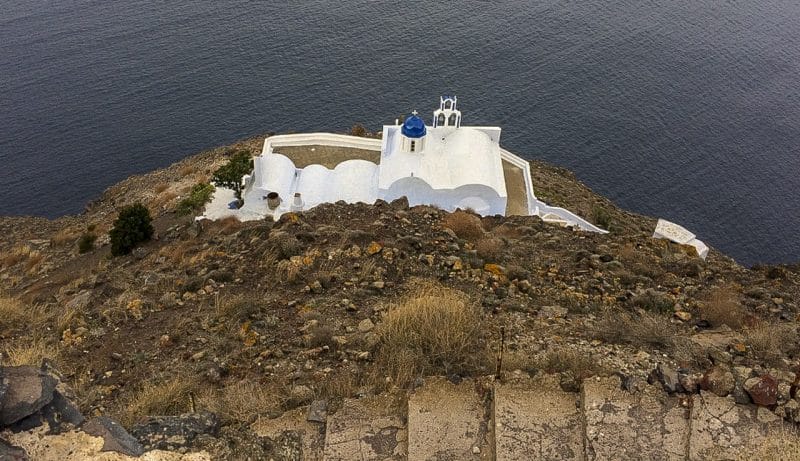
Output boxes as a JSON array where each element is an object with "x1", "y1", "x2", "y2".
[{"x1": 401, "y1": 114, "x2": 427, "y2": 138}]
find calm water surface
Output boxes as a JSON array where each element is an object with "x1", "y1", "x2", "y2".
[{"x1": 1, "y1": 0, "x2": 799, "y2": 265}]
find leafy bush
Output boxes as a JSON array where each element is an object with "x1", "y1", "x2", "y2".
[
  {"x1": 109, "y1": 203, "x2": 154, "y2": 256},
  {"x1": 592, "y1": 205, "x2": 612, "y2": 230},
  {"x1": 350, "y1": 123, "x2": 368, "y2": 137},
  {"x1": 212, "y1": 150, "x2": 253, "y2": 206},
  {"x1": 78, "y1": 233, "x2": 96, "y2": 253},
  {"x1": 176, "y1": 182, "x2": 215, "y2": 216}
]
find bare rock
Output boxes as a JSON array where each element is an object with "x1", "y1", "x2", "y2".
[
  {"x1": 357, "y1": 319, "x2": 375, "y2": 333},
  {"x1": 700, "y1": 365, "x2": 735, "y2": 397},
  {"x1": 306, "y1": 400, "x2": 327, "y2": 423},
  {"x1": 81, "y1": 416, "x2": 144, "y2": 457},
  {"x1": 64, "y1": 291, "x2": 92, "y2": 312},
  {"x1": 745, "y1": 375, "x2": 778, "y2": 407},
  {"x1": 0, "y1": 371, "x2": 8, "y2": 411},
  {"x1": 389, "y1": 196, "x2": 409, "y2": 210},
  {"x1": 0, "y1": 366, "x2": 58, "y2": 426},
  {"x1": 8, "y1": 389, "x2": 84, "y2": 434},
  {"x1": 131, "y1": 411, "x2": 219, "y2": 451},
  {"x1": 0, "y1": 437, "x2": 28, "y2": 461},
  {"x1": 650, "y1": 363, "x2": 682, "y2": 394},
  {"x1": 290, "y1": 385, "x2": 314, "y2": 405}
]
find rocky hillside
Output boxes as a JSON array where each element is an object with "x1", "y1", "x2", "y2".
[{"x1": 1, "y1": 136, "x2": 799, "y2": 459}]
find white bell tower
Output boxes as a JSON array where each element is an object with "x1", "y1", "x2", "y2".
[{"x1": 433, "y1": 95, "x2": 461, "y2": 128}]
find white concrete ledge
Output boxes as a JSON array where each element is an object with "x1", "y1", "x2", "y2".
[{"x1": 262, "y1": 133, "x2": 382, "y2": 155}]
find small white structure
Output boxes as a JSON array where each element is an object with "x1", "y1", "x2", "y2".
[
  {"x1": 652, "y1": 218, "x2": 709, "y2": 259},
  {"x1": 203, "y1": 97, "x2": 605, "y2": 233}
]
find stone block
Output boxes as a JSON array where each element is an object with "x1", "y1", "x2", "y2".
[
  {"x1": 495, "y1": 374, "x2": 583, "y2": 460},
  {"x1": 251, "y1": 407, "x2": 324, "y2": 460},
  {"x1": 407, "y1": 377, "x2": 490, "y2": 460},
  {"x1": 582, "y1": 376, "x2": 689, "y2": 460},
  {"x1": 323, "y1": 393, "x2": 405, "y2": 460},
  {"x1": 689, "y1": 391, "x2": 788, "y2": 460}
]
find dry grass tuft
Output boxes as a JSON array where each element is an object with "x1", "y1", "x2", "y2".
[
  {"x1": 306, "y1": 323, "x2": 335, "y2": 348},
  {"x1": 216, "y1": 216, "x2": 243, "y2": 234},
  {"x1": 50, "y1": 228, "x2": 79, "y2": 246},
  {"x1": 24, "y1": 251, "x2": 45, "y2": 275},
  {"x1": 178, "y1": 165, "x2": 196, "y2": 177},
  {"x1": 117, "y1": 377, "x2": 199, "y2": 427},
  {"x1": 317, "y1": 368, "x2": 360, "y2": 401},
  {"x1": 743, "y1": 322, "x2": 800, "y2": 365},
  {"x1": 198, "y1": 380, "x2": 284, "y2": 423},
  {"x1": 154, "y1": 183, "x2": 169, "y2": 194},
  {"x1": 1, "y1": 337, "x2": 58, "y2": 366},
  {"x1": 0, "y1": 294, "x2": 52, "y2": 331},
  {"x1": 216, "y1": 294, "x2": 262, "y2": 322},
  {"x1": 442, "y1": 211, "x2": 485, "y2": 241},
  {"x1": 359, "y1": 258, "x2": 378, "y2": 280},
  {"x1": 374, "y1": 282, "x2": 487, "y2": 387},
  {"x1": 153, "y1": 191, "x2": 178, "y2": 210},
  {"x1": 1, "y1": 244, "x2": 33, "y2": 268},
  {"x1": 475, "y1": 237, "x2": 505, "y2": 262},
  {"x1": 593, "y1": 308, "x2": 676, "y2": 350},
  {"x1": 701, "y1": 285, "x2": 747, "y2": 329},
  {"x1": 618, "y1": 243, "x2": 640, "y2": 264},
  {"x1": 276, "y1": 259, "x2": 302, "y2": 283},
  {"x1": 158, "y1": 242, "x2": 188, "y2": 265},
  {"x1": 535, "y1": 349, "x2": 606, "y2": 380}
]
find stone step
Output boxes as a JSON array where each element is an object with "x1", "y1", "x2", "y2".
[
  {"x1": 323, "y1": 393, "x2": 406, "y2": 461},
  {"x1": 251, "y1": 407, "x2": 325, "y2": 461},
  {"x1": 582, "y1": 376, "x2": 689, "y2": 460},
  {"x1": 407, "y1": 377, "x2": 492, "y2": 461},
  {"x1": 688, "y1": 391, "x2": 790, "y2": 460},
  {"x1": 494, "y1": 374, "x2": 584, "y2": 461}
]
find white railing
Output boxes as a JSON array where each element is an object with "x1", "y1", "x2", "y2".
[
  {"x1": 262, "y1": 133, "x2": 383, "y2": 155},
  {"x1": 499, "y1": 148, "x2": 607, "y2": 233}
]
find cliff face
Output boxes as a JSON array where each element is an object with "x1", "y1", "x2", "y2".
[{"x1": 1, "y1": 136, "x2": 799, "y2": 459}]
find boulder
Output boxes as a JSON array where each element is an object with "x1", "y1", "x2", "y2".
[
  {"x1": 131, "y1": 411, "x2": 219, "y2": 451},
  {"x1": 745, "y1": 375, "x2": 778, "y2": 407},
  {"x1": 306, "y1": 400, "x2": 327, "y2": 423},
  {"x1": 0, "y1": 437, "x2": 28, "y2": 461},
  {"x1": 700, "y1": 365, "x2": 735, "y2": 397},
  {"x1": 8, "y1": 389, "x2": 84, "y2": 434},
  {"x1": 0, "y1": 369, "x2": 8, "y2": 403},
  {"x1": 650, "y1": 363, "x2": 682, "y2": 394},
  {"x1": 0, "y1": 366, "x2": 57, "y2": 426},
  {"x1": 81, "y1": 416, "x2": 144, "y2": 457}
]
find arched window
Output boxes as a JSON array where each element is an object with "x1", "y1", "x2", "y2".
[
  {"x1": 437, "y1": 114, "x2": 445, "y2": 127},
  {"x1": 444, "y1": 100, "x2": 452, "y2": 110},
  {"x1": 448, "y1": 113, "x2": 457, "y2": 126}
]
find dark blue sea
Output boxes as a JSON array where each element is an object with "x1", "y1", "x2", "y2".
[{"x1": 1, "y1": 0, "x2": 799, "y2": 266}]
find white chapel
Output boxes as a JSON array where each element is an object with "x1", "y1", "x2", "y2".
[{"x1": 204, "y1": 96, "x2": 605, "y2": 233}]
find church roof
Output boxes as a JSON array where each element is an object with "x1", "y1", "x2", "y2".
[{"x1": 401, "y1": 114, "x2": 427, "y2": 138}]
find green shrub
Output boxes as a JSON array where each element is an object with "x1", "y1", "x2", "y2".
[
  {"x1": 176, "y1": 182, "x2": 215, "y2": 216},
  {"x1": 592, "y1": 205, "x2": 612, "y2": 230},
  {"x1": 212, "y1": 150, "x2": 253, "y2": 206},
  {"x1": 78, "y1": 233, "x2": 97, "y2": 253},
  {"x1": 109, "y1": 203, "x2": 154, "y2": 256},
  {"x1": 350, "y1": 123, "x2": 368, "y2": 137}
]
